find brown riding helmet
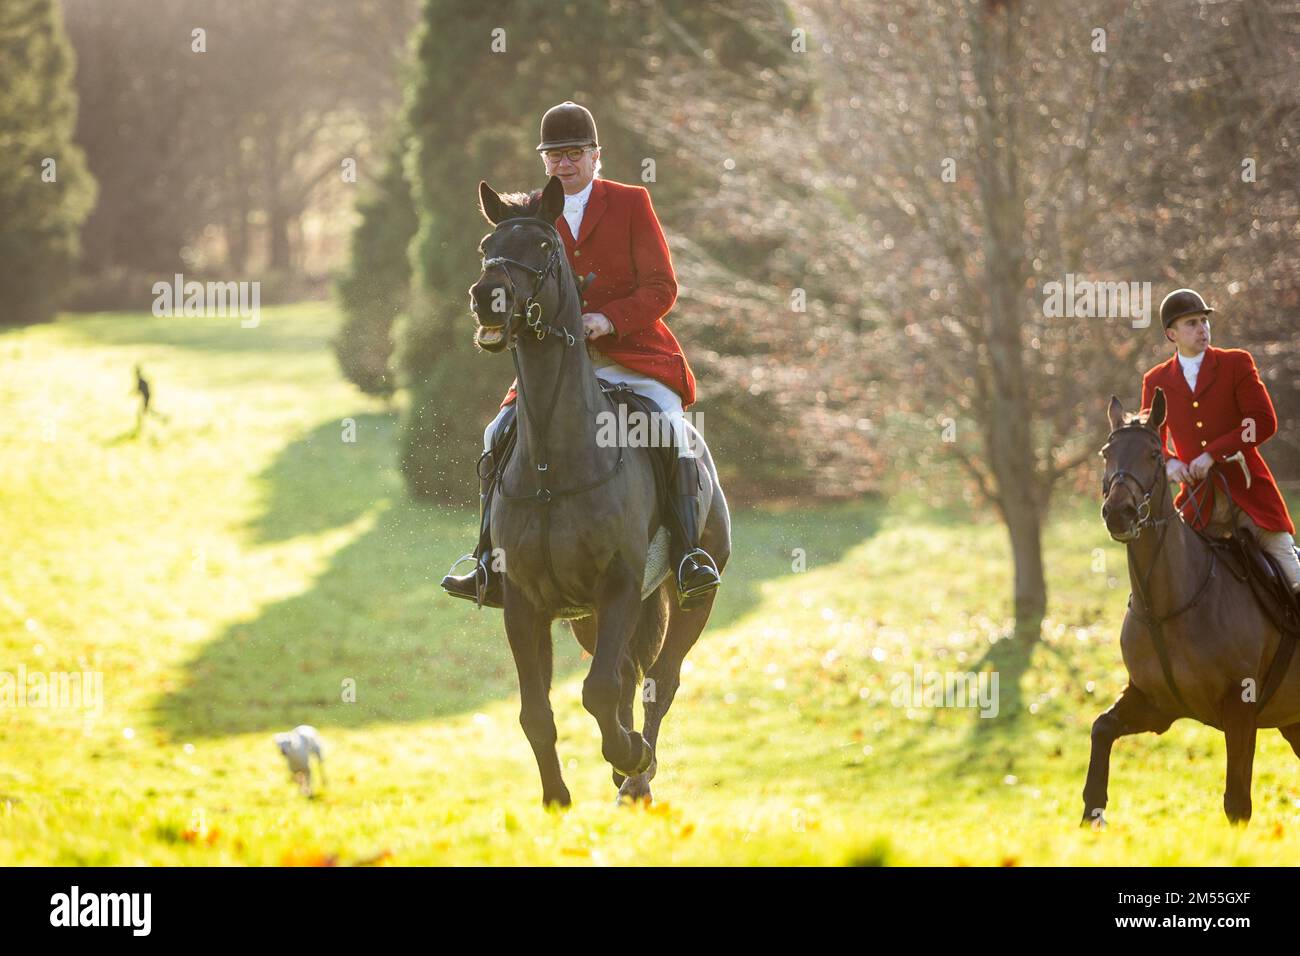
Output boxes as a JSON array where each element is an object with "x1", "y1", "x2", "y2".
[
  {"x1": 536, "y1": 101, "x2": 599, "y2": 152},
  {"x1": 1159, "y1": 288, "x2": 1215, "y2": 329}
]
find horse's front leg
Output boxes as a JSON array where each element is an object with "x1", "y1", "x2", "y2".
[
  {"x1": 583, "y1": 557, "x2": 652, "y2": 777},
  {"x1": 1220, "y1": 688, "x2": 1257, "y2": 825},
  {"x1": 1081, "y1": 683, "x2": 1174, "y2": 827},
  {"x1": 503, "y1": 584, "x2": 570, "y2": 808}
]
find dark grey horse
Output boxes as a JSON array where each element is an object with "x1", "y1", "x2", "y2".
[{"x1": 468, "y1": 175, "x2": 731, "y2": 806}]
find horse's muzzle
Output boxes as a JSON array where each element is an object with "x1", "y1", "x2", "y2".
[
  {"x1": 1103, "y1": 502, "x2": 1142, "y2": 542},
  {"x1": 469, "y1": 277, "x2": 515, "y2": 352},
  {"x1": 474, "y1": 321, "x2": 508, "y2": 351}
]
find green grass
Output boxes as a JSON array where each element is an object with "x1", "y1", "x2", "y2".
[{"x1": 3, "y1": 303, "x2": 1300, "y2": 865}]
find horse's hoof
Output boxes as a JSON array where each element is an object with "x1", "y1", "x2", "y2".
[
  {"x1": 617, "y1": 774, "x2": 653, "y2": 805},
  {"x1": 615, "y1": 731, "x2": 653, "y2": 777},
  {"x1": 1224, "y1": 796, "x2": 1251, "y2": 825},
  {"x1": 543, "y1": 788, "x2": 572, "y2": 809}
]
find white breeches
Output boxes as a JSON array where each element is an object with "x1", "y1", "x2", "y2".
[
  {"x1": 1211, "y1": 492, "x2": 1300, "y2": 591},
  {"x1": 484, "y1": 355, "x2": 699, "y2": 458}
]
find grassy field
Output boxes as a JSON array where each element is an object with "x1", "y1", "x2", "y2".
[{"x1": 3, "y1": 304, "x2": 1300, "y2": 865}]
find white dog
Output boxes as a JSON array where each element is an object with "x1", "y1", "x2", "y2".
[{"x1": 274, "y1": 725, "x2": 326, "y2": 796}]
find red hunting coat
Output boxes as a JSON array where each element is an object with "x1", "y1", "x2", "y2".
[
  {"x1": 500, "y1": 178, "x2": 696, "y2": 409},
  {"x1": 1141, "y1": 346, "x2": 1294, "y2": 534}
]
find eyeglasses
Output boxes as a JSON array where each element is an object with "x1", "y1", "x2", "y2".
[{"x1": 542, "y1": 147, "x2": 593, "y2": 164}]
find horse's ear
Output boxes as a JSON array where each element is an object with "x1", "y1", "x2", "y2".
[
  {"x1": 479, "y1": 181, "x2": 505, "y2": 225},
  {"x1": 1107, "y1": 395, "x2": 1124, "y2": 432},
  {"x1": 538, "y1": 176, "x2": 564, "y2": 224},
  {"x1": 1147, "y1": 387, "x2": 1167, "y2": 431}
]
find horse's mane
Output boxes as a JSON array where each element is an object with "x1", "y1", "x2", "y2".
[{"x1": 492, "y1": 189, "x2": 545, "y2": 219}]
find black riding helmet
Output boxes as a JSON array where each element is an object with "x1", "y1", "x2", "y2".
[
  {"x1": 536, "y1": 101, "x2": 599, "y2": 152},
  {"x1": 1159, "y1": 288, "x2": 1215, "y2": 329}
]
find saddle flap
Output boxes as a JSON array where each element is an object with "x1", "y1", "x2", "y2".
[
  {"x1": 1233, "y1": 527, "x2": 1280, "y2": 588},
  {"x1": 1227, "y1": 527, "x2": 1300, "y2": 636}
]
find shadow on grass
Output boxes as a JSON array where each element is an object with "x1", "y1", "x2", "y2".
[
  {"x1": 906, "y1": 631, "x2": 1077, "y2": 797},
  {"x1": 705, "y1": 497, "x2": 885, "y2": 632},
  {"x1": 153, "y1": 414, "x2": 882, "y2": 740},
  {"x1": 969, "y1": 635, "x2": 1035, "y2": 735}
]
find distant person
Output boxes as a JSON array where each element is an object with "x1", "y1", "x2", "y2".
[
  {"x1": 132, "y1": 364, "x2": 168, "y2": 429},
  {"x1": 1141, "y1": 288, "x2": 1300, "y2": 593}
]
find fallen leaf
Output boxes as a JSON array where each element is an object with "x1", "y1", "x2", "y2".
[{"x1": 280, "y1": 848, "x2": 339, "y2": 867}]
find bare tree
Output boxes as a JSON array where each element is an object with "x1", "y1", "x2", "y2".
[{"x1": 629, "y1": 0, "x2": 1300, "y2": 642}]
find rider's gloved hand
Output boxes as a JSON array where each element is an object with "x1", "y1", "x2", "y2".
[
  {"x1": 582, "y1": 313, "x2": 614, "y2": 340},
  {"x1": 1166, "y1": 458, "x2": 1192, "y2": 484},
  {"x1": 1188, "y1": 451, "x2": 1216, "y2": 482}
]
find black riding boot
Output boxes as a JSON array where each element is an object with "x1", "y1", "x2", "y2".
[
  {"x1": 668, "y1": 454, "x2": 721, "y2": 609},
  {"x1": 440, "y1": 469, "x2": 503, "y2": 608},
  {"x1": 441, "y1": 410, "x2": 515, "y2": 608}
]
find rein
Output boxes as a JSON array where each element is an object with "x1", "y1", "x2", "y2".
[{"x1": 484, "y1": 215, "x2": 624, "y2": 602}]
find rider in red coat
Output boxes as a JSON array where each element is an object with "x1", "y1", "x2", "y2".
[
  {"x1": 1141, "y1": 288, "x2": 1300, "y2": 591},
  {"x1": 442, "y1": 101, "x2": 721, "y2": 610},
  {"x1": 496, "y1": 175, "x2": 696, "y2": 410}
]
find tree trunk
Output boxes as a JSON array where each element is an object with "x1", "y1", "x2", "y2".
[
  {"x1": 1001, "y1": 484, "x2": 1047, "y2": 642},
  {"x1": 228, "y1": 195, "x2": 249, "y2": 273},
  {"x1": 268, "y1": 203, "x2": 292, "y2": 272},
  {"x1": 972, "y1": 3, "x2": 1043, "y2": 642}
]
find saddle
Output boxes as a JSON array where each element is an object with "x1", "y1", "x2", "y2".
[{"x1": 1211, "y1": 530, "x2": 1300, "y2": 628}]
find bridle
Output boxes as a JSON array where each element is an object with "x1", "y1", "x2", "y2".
[
  {"x1": 1100, "y1": 424, "x2": 1171, "y2": 540},
  {"x1": 476, "y1": 214, "x2": 624, "y2": 603},
  {"x1": 478, "y1": 216, "x2": 574, "y2": 347}
]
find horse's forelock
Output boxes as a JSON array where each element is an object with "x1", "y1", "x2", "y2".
[
  {"x1": 1121, "y1": 411, "x2": 1152, "y2": 427},
  {"x1": 495, "y1": 189, "x2": 545, "y2": 219}
]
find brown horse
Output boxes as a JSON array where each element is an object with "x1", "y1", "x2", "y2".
[
  {"x1": 467, "y1": 176, "x2": 731, "y2": 806},
  {"x1": 1083, "y1": 388, "x2": 1300, "y2": 826}
]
